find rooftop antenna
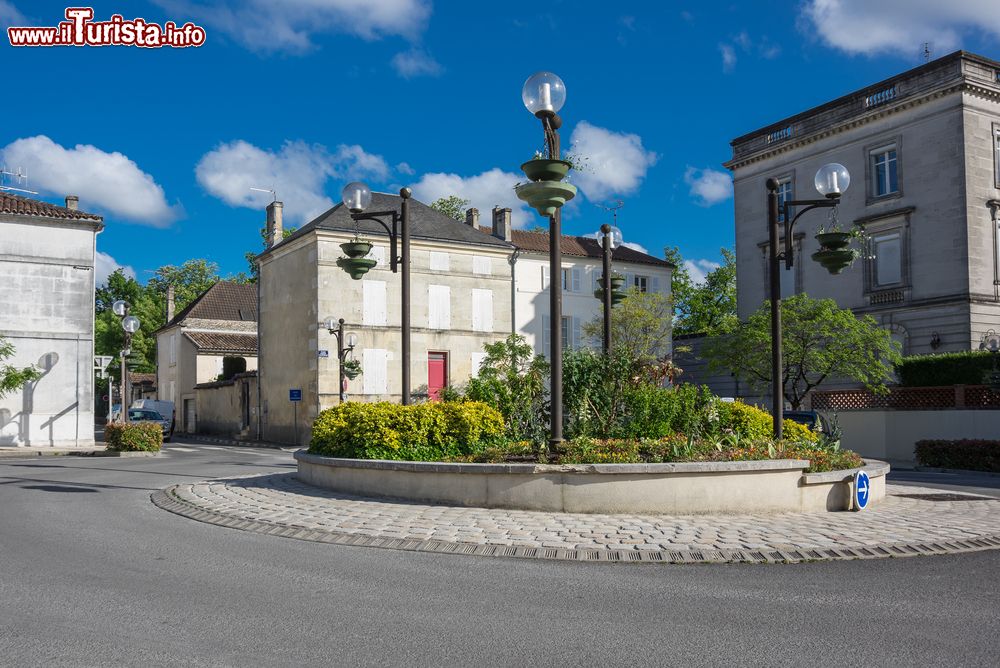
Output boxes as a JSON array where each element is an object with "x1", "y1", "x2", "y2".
[
  {"x1": 923, "y1": 42, "x2": 932, "y2": 63},
  {"x1": 250, "y1": 186, "x2": 277, "y2": 202},
  {"x1": 597, "y1": 199, "x2": 625, "y2": 227},
  {"x1": 0, "y1": 165, "x2": 39, "y2": 195}
]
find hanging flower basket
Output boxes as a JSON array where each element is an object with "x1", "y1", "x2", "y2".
[
  {"x1": 815, "y1": 231, "x2": 852, "y2": 251},
  {"x1": 340, "y1": 240, "x2": 373, "y2": 258},
  {"x1": 342, "y1": 359, "x2": 362, "y2": 380},
  {"x1": 337, "y1": 256, "x2": 377, "y2": 280},
  {"x1": 811, "y1": 249, "x2": 856, "y2": 275},
  {"x1": 520, "y1": 159, "x2": 573, "y2": 183},
  {"x1": 514, "y1": 181, "x2": 577, "y2": 217},
  {"x1": 594, "y1": 286, "x2": 627, "y2": 305},
  {"x1": 608, "y1": 273, "x2": 625, "y2": 288}
]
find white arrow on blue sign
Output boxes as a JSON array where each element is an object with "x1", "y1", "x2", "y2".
[{"x1": 853, "y1": 470, "x2": 871, "y2": 511}]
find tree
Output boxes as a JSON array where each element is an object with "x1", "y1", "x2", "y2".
[
  {"x1": 665, "y1": 246, "x2": 737, "y2": 336},
  {"x1": 702, "y1": 294, "x2": 901, "y2": 409},
  {"x1": 0, "y1": 337, "x2": 41, "y2": 399},
  {"x1": 242, "y1": 225, "x2": 297, "y2": 282},
  {"x1": 582, "y1": 287, "x2": 673, "y2": 365},
  {"x1": 429, "y1": 195, "x2": 470, "y2": 222}
]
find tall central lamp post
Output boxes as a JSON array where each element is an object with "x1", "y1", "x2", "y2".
[
  {"x1": 766, "y1": 163, "x2": 851, "y2": 438},
  {"x1": 111, "y1": 300, "x2": 141, "y2": 422},
  {"x1": 594, "y1": 224, "x2": 624, "y2": 353},
  {"x1": 337, "y1": 183, "x2": 412, "y2": 405},
  {"x1": 516, "y1": 71, "x2": 577, "y2": 452}
]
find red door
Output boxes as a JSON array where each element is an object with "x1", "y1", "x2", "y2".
[{"x1": 427, "y1": 352, "x2": 448, "y2": 401}]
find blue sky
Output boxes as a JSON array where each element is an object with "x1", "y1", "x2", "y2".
[{"x1": 2, "y1": 0, "x2": 998, "y2": 284}]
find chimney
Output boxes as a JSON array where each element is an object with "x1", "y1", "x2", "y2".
[
  {"x1": 266, "y1": 200, "x2": 284, "y2": 247},
  {"x1": 166, "y1": 284, "x2": 176, "y2": 322},
  {"x1": 492, "y1": 206, "x2": 512, "y2": 242},
  {"x1": 465, "y1": 207, "x2": 480, "y2": 229},
  {"x1": 65, "y1": 195, "x2": 79, "y2": 210}
]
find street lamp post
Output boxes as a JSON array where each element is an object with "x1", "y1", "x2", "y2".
[
  {"x1": 111, "y1": 300, "x2": 141, "y2": 423},
  {"x1": 596, "y1": 224, "x2": 623, "y2": 354},
  {"x1": 339, "y1": 183, "x2": 412, "y2": 405},
  {"x1": 518, "y1": 71, "x2": 573, "y2": 453},
  {"x1": 325, "y1": 317, "x2": 358, "y2": 403},
  {"x1": 766, "y1": 163, "x2": 851, "y2": 439}
]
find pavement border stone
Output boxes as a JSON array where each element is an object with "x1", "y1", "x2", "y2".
[{"x1": 151, "y1": 473, "x2": 1000, "y2": 565}]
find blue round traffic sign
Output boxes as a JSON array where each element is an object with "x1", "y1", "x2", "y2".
[{"x1": 853, "y1": 470, "x2": 871, "y2": 511}]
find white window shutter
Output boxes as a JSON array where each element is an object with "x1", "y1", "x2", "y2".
[
  {"x1": 428, "y1": 285, "x2": 451, "y2": 329},
  {"x1": 363, "y1": 281, "x2": 387, "y2": 326},
  {"x1": 591, "y1": 270, "x2": 598, "y2": 292},
  {"x1": 651, "y1": 276, "x2": 660, "y2": 294},
  {"x1": 429, "y1": 251, "x2": 450, "y2": 271},
  {"x1": 573, "y1": 317, "x2": 581, "y2": 349},
  {"x1": 542, "y1": 266, "x2": 550, "y2": 289},
  {"x1": 473, "y1": 256, "x2": 492, "y2": 275},
  {"x1": 572, "y1": 268, "x2": 582, "y2": 293},
  {"x1": 368, "y1": 245, "x2": 386, "y2": 267},
  {"x1": 472, "y1": 289, "x2": 493, "y2": 332},
  {"x1": 470, "y1": 352, "x2": 488, "y2": 377},
  {"x1": 625, "y1": 272, "x2": 635, "y2": 290},
  {"x1": 363, "y1": 349, "x2": 388, "y2": 395},
  {"x1": 542, "y1": 314, "x2": 550, "y2": 353}
]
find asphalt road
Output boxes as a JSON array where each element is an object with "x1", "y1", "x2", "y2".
[{"x1": 1, "y1": 438, "x2": 999, "y2": 667}]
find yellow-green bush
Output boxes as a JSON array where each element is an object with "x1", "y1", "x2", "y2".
[
  {"x1": 720, "y1": 400, "x2": 818, "y2": 443},
  {"x1": 309, "y1": 401, "x2": 505, "y2": 460},
  {"x1": 105, "y1": 422, "x2": 162, "y2": 452}
]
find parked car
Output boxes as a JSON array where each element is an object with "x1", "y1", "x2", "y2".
[
  {"x1": 126, "y1": 409, "x2": 172, "y2": 441},
  {"x1": 131, "y1": 399, "x2": 175, "y2": 437},
  {"x1": 783, "y1": 410, "x2": 831, "y2": 436}
]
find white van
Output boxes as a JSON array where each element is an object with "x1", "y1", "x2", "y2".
[{"x1": 130, "y1": 399, "x2": 175, "y2": 440}]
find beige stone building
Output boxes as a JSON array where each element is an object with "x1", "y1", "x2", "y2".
[
  {"x1": 257, "y1": 195, "x2": 515, "y2": 445},
  {"x1": 0, "y1": 193, "x2": 102, "y2": 447},
  {"x1": 726, "y1": 50, "x2": 1000, "y2": 356},
  {"x1": 155, "y1": 281, "x2": 258, "y2": 433}
]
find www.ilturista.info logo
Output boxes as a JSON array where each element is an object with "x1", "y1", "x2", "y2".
[{"x1": 7, "y1": 7, "x2": 206, "y2": 48}]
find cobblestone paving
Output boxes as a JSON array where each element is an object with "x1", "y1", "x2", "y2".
[{"x1": 154, "y1": 473, "x2": 1000, "y2": 563}]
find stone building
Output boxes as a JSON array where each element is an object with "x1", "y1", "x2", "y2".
[
  {"x1": 155, "y1": 281, "x2": 258, "y2": 434},
  {"x1": 0, "y1": 193, "x2": 102, "y2": 447},
  {"x1": 726, "y1": 50, "x2": 1000, "y2": 356},
  {"x1": 257, "y1": 195, "x2": 515, "y2": 445}
]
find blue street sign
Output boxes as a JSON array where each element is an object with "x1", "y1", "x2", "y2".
[
  {"x1": 289, "y1": 388, "x2": 302, "y2": 402},
  {"x1": 853, "y1": 470, "x2": 871, "y2": 511}
]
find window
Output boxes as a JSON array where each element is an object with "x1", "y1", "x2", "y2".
[
  {"x1": 428, "y1": 285, "x2": 451, "y2": 329},
  {"x1": 777, "y1": 178, "x2": 793, "y2": 222},
  {"x1": 560, "y1": 267, "x2": 582, "y2": 292},
  {"x1": 870, "y1": 145, "x2": 899, "y2": 197},
  {"x1": 169, "y1": 333, "x2": 177, "y2": 365},
  {"x1": 362, "y1": 349, "x2": 389, "y2": 395},
  {"x1": 472, "y1": 256, "x2": 491, "y2": 275},
  {"x1": 429, "y1": 251, "x2": 449, "y2": 271},
  {"x1": 362, "y1": 280, "x2": 387, "y2": 326},
  {"x1": 779, "y1": 263, "x2": 795, "y2": 298},
  {"x1": 471, "y1": 289, "x2": 493, "y2": 332},
  {"x1": 872, "y1": 232, "x2": 902, "y2": 286},
  {"x1": 560, "y1": 316, "x2": 581, "y2": 350},
  {"x1": 633, "y1": 275, "x2": 648, "y2": 293}
]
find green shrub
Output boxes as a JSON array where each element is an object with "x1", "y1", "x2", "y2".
[
  {"x1": 105, "y1": 422, "x2": 162, "y2": 452},
  {"x1": 896, "y1": 351, "x2": 994, "y2": 387},
  {"x1": 914, "y1": 439, "x2": 1000, "y2": 472},
  {"x1": 309, "y1": 401, "x2": 505, "y2": 461}
]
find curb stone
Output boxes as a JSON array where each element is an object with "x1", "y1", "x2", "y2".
[{"x1": 150, "y1": 476, "x2": 1000, "y2": 565}]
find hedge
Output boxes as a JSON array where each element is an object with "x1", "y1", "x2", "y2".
[
  {"x1": 309, "y1": 401, "x2": 505, "y2": 460},
  {"x1": 105, "y1": 422, "x2": 162, "y2": 452},
  {"x1": 914, "y1": 439, "x2": 1000, "y2": 472},
  {"x1": 896, "y1": 351, "x2": 994, "y2": 387}
]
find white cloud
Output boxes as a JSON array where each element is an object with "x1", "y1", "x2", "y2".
[
  {"x1": 95, "y1": 251, "x2": 136, "y2": 286},
  {"x1": 196, "y1": 139, "x2": 390, "y2": 224},
  {"x1": 1, "y1": 135, "x2": 180, "y2": 226},
  {"x1": 0, "y1": 1, "x2": 25, "y2": 28},
  {"x1": 153, "y1": 0, "x2": 431, "y2": 53},
  {"x1": 395, "y1": 161, "x2": 415, "y2": 176},
  {"x1": 684, "y1": 166, "x2": 733, "y2": 206},
  {"x1": 568, "y1": 121, "x2": 658, "y2": 201},
  {"x1": 391, "y1": 48, "x2": 443, "y2": 78},
  {"x1": 684, "y1": 258, "x2": 721, "y2": 284},
  {"x1": 719, "y1": 43, "x2": 737, "y2": 72},
  {"x1": 801, "y1": 0, "x2": 1000, "y2": 55},
  {"x1": 411, "y1": 168, "x2": 535, "y2": 228}
]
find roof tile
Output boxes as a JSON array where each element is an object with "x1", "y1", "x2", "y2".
[{"x1": 0, "y1": 192, "x2": 103, "y2": 221}]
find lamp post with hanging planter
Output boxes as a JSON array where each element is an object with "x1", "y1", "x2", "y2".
[
  {"x1": 337, "y1": 183, "x2": 412, "y2": 405},
  {"x1": 593, "y1": 223, "x2": 625, "y2": 354}
]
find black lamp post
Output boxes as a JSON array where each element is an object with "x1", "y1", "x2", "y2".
[
  {"x1": 765, "y1": 162, "x2": 850, "y2": 439},
  {"x1": 595, "y1": 224, "x2": 624, "y2": 354},
  {"x1": 111, "y1": 299, "x2": 140, "y2": 423},
  {"x1": 339, "y1": 183, "x2": 412, "y2": 405},
  {"x1": 516, "y1": 71, "x2": 575, "y2": 453},
  {"x1": 325, "y1": 317, "x2": 357, "y2": 403}
]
